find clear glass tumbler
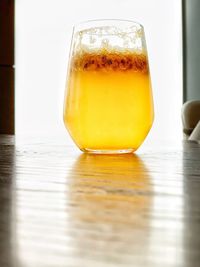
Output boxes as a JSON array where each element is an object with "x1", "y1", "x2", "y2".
[{"x1": 63, "y1": 20, "x2": 154, "y2": 153}]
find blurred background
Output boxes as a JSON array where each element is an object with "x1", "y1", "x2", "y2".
[
  {"x1": 15, "y1": 0, "x2": 182, "y2": 146},
  {"x1": 1, "y1": 2, "x2": 200, "y2": 267}
]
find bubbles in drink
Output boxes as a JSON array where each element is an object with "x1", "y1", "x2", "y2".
[{"x1": 72, "y1": 51, "x2": 148, "y2": 73}]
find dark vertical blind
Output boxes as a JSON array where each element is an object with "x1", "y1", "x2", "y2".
[
  {"x1": 0, "y1": 0, "x2": 15, "y2": 134},
  {"x1": 182, "y1": 0, "x2": 200, "y2": 102}
]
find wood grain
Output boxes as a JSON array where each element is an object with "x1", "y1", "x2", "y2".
[{"x1": 0, "y1": 135, "x2": 200, "y2": 267}]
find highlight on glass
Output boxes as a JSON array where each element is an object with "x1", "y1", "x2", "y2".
[{"x1": 63, "y1": 19, "x2": 154, "y2": 154}]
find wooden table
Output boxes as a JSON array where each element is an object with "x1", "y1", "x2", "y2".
[{"x1": 0, "y1": 135, "x2": 200, "y2": 267}]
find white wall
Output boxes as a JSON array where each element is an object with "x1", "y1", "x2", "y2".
[{"x1": 15, "y1": 0, "x2": 182, "y2": 146}]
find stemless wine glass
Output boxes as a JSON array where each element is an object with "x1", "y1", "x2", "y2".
[{"x1": 63, "y1": 20, "x2": 154, "y2": 154}]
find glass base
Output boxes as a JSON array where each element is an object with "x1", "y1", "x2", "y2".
[{"x1": 81, "y1": 148, "x2": 135, "y2": 154}]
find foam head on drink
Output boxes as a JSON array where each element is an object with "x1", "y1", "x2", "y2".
[{"x1": 64, "y1": 47, "x2": 154, "y2": 152}]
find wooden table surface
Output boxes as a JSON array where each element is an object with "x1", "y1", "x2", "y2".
[{"x1": 0, "y1": 135, "x2": 200, "y2": 267}]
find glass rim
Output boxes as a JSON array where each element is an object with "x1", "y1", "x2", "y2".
[{"x1": 73, "y1": 19, "x2": 144, "y2": 35}]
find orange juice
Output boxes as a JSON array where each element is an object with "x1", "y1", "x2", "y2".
[{"x1": 64, "y1": 50, "x2": 154, "y2": 152}]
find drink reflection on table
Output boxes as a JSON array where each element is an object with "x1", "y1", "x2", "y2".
[{"x1": 68, "y1": 153, "x2": 153, "y2": 265}]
